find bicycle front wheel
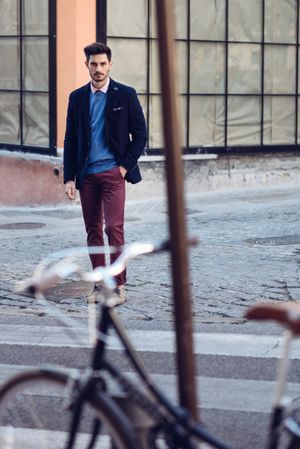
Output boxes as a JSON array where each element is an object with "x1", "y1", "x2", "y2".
[{"x1": 0, "y1": 368, "x2": 141, "y2": 449}]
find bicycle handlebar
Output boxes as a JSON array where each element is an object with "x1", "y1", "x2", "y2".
[{"x1": 16, "y1": 239, "x2": 197, "y2": 296}]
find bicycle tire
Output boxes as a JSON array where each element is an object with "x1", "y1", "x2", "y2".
[{"x1": 0, "y1": 367, "x2": 141, "y2": 449}]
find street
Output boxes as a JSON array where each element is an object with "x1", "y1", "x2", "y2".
[{"x1": 1, "y1": 183, "x2": 300, "y2": 448}]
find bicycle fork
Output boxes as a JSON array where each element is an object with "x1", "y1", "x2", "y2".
[
  {"x1": 267, "y1": 330, "x2": 293, "y2": 449},
  {"x1": 63, "y1": 305, "x2": 111, "y2": 449}
]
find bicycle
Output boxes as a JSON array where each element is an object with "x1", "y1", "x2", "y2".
[{"x1": 0, "y1": 240, "x2": 300, "y2": 449}]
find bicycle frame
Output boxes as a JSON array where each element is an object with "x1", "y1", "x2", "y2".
[
  {"x1": 85, "y1": 298, "x2": 235, "y2": 449},
  {"x1": 86, "y1": 300, "x2": 300, "y2": 449},
  {"x1": 15, "y1": 242, "x2": 300, "y2": 449}
]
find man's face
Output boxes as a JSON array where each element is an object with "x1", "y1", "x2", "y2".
[{"x1": 85, "y1": 53, "x2": 112, "y2": 87}]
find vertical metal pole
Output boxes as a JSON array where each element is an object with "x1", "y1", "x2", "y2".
[
  {"x1": 224, "y1": 0, "x2": 229, "y2": 148},
  {"x1": 96, "y1": 0, "x2": 107, "y2": 43},
  {"x1": 295, "y1": 0, "x2": 299, "y2": 144},
  {"x1": 19, "y1": 0, "x2": 24, "y2": 146},
  {"x1": 49, "y1": 0, "x2": 57, "y2": 155},
  {"x1": 261, "y1": 0, "x2": 265, "y2": 147},
  {"x1": 146, "y1": 0, "x2": 151, "y2": 153},
  {"x1": 154, "y1": 0, "x2": 198, "y2": 419}
]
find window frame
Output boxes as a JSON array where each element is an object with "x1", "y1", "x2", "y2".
[
  {"x1": 0, "y1": 0, "x2": 57, "y2": 155},
  {"x1": 98, "y1": 0, "x2": 300, "y2": 155}
]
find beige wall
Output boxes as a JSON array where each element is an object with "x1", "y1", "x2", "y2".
[
  {"x1": 57, "y1": 0, "x2": 96, "y2": 149},
  {"x1": 3, "y1": 152, "x2": 300, "y2": 206},
  {"x1": 0, "y1": 154, "x2": 66, "y2": 206}
]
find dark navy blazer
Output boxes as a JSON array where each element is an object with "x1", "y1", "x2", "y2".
[{"x1": 63, "y1": 78, "x2": 147, "y2": 190}]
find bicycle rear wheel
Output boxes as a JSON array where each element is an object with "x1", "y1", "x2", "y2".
[{"x1": 0, "y1": 368, "x2": 141, "y2": 449}]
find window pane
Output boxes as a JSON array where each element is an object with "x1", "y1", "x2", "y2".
[
  {"x1": 298, "y1": 48, "x2": 300, "y2": 90},
  {"x1": 107, "y1": 0, "x2": 147, "y2": 38},
  {"x1": 149, "y1": 41, "x2": 160, "y2": 94},
  {"x1": 150, "y1": 40, "x2": 188, "y2": 94},
  {"x1": 23, "y1": 38, "x2": 49, "y2": 91},
  {"x1": 229, "y1": 0, "x2": 262, "y2": 42},
  {"x1": 177, "y1": 42, "x2": 188, "y2": 94},
  {"x1": 107, "y1": 38, "x2": 147, "y2": 93},
  {"x1": 150, "y1": 0, "x2": 188, "y2": 39},
  {"x1": 23, "y1": 0, "x2": 48, "y2": 35},
  {"x1": 180, "y1": 96, "x2": 187, "y2": 147},
  {"x1": 264, "y1": 45, "x2": 295, "y2": 94},
  {"x1": 265, "y1": 0, "x2": 297, "y2": 43},
  {"x1": 174, "y1": 0, "x2": 188, "y2": 39},
  {"x1": 23, "y1": 93, "x2": 49, "y2": 146},
  {"x1": 228, "y1": 44, "x2": 261, "y2": 94},
  {"x1": 0, "y1": 92, "x2": 20, "y2": 144},
  {"x1": 0, "y1": 0, "x2": 19, "y2": 35},
  {"x1": 190, "y1": 43, "x2": 225, "y2": 94},
  {"x1": 137, "y1": 94, "x2": 147, "y2": 123},
  {"x1": 189, "y1": 96, "x2": 225, "y2": 147},
  {"x1": 190, "y1": 0, "x2": 225, "y2": 41},
  {"x1": 264, "y1": 96, "x2": 295, "y2": 144},
  {"x1": 227, "y1": 96, "x2": 261, "y2": 145},
  {"x1": 148, "y1": 95, "x2": 163, "y2": 149},
  {"x1": 298, "y1": 97, "x2": 300, "y2": 143},
  {"x1": 0, "y1": 38, "x2": 20, "y2": 89},
  {"x1": 148, "y1": 94, "x2": 186, "y2": 149}
]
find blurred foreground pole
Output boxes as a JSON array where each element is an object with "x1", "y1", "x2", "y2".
[{"x1": 154, "y1": 0, "x2": 198, "y2": 419}]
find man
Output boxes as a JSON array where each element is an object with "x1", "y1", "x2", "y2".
[{"x1": 63, "y1": 42, "x2": 147, "y2": 305}]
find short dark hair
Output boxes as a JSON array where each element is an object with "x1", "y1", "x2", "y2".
[{"x1": 84, "y1": 42, "x2": 112, "y2": 61}]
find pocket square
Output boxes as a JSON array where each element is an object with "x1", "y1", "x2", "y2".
[{"x1": 113, "y1": 107, "x2": 124, "y2": 111}]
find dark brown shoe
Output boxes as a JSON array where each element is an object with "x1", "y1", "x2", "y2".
[{"x1": 87, "y1": 283, "x2": 103, "y2": 304}]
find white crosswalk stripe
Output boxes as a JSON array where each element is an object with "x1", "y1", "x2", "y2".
[
  {"x1": 0, "y1": 362, "x2": 299, "y2": 414},
  {"x1": 0, "y1": 427, "x2": 112, "y2": 449},
  {"x1": 0, "y1": 324, "x2": 298, "y2": 358}
]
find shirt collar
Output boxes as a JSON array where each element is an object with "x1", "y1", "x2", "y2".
[{"x1": 90, "y1": 77, "x2": 110, "y2": 94}]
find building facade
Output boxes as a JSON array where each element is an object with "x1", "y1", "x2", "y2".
[{"x1": 0, "y1": 0, "x2": 299, "y2": 156}]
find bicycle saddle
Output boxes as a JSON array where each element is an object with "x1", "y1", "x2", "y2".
[{"x1": 245, "y1": 302, "x2": 300, "y2": 335}]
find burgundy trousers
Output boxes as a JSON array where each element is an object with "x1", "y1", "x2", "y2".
[{"x1": 79, "y1": 166, "x2": 126, "y2": 286}]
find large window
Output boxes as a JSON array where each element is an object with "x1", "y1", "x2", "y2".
[
  {"x1": 0, "y1": 0, "x2": 56, "y2": 154},
  {"x1": 102, "y1": 0, "x2": 300, "y2": 153}
]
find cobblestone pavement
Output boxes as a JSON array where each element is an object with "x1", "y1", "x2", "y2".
[{"x1": 1, "y1": 183, "x2": 300, "y2": 324}]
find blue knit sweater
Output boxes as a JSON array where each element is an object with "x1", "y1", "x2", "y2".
[{"x1": 86, "y1": 91, "x2": 117, "y2": 175}]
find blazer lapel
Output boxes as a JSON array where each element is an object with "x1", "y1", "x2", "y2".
[
  {"x1": 82, "y1": 83, "x2": 90, "y2": 137},
  {"x1": 105, "y1": 78, "x2": 119, "y2": 139},
  {"x1": 107, "y1": 78, "x2": 121, "y2": 108}
]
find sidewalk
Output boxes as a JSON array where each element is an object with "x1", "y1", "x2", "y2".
[{"x1": 1, "y1": 182, "x2": 300, "y2": 325}]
